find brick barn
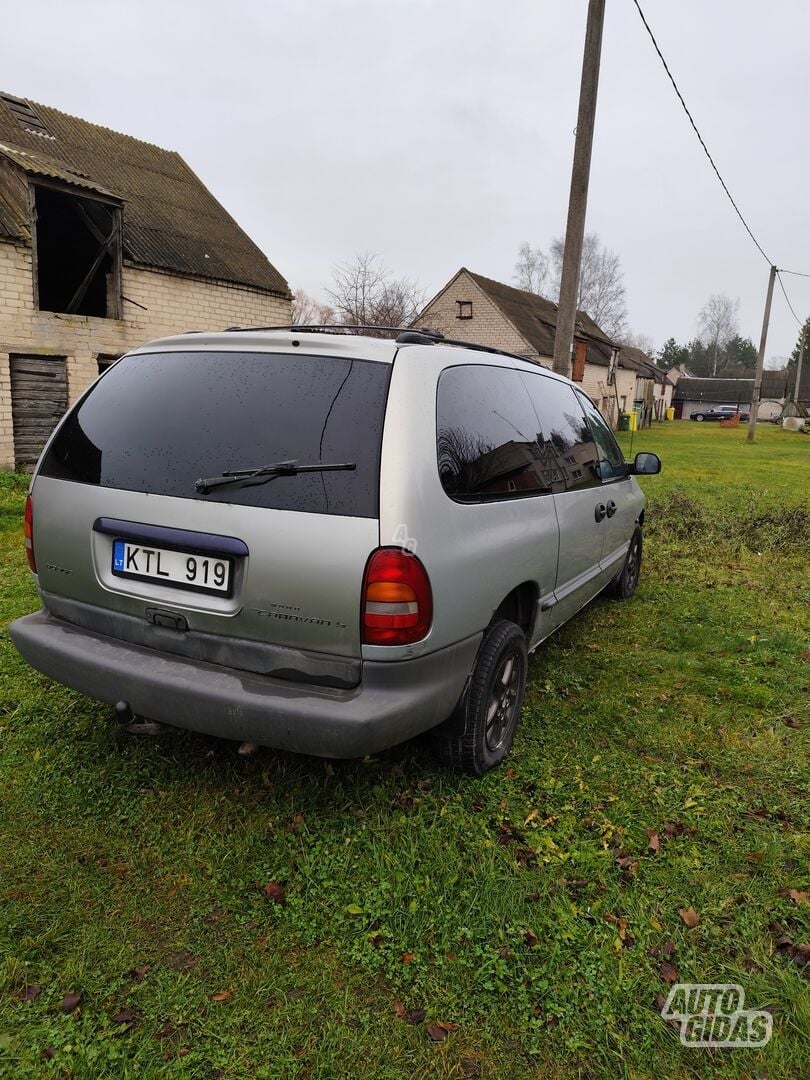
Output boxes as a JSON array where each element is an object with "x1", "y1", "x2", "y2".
[{"x1": 0, "y1": 91, "x2": 291, "y2": 470}]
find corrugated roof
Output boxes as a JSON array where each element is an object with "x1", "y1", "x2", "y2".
[
  {"x1": 0, "y1": 141, "x2": 119, "y2": 198},
  {"x1": 463, "y1": 270, "x2": 617, "y2": 364},
  {"x1": 673, "y1": 373, "x2": 792, "y2": 402},
  {"x1": 0, "y1": 93, "x2": 289, "y2": 297},
  {"x1": 618, "y1": 345, "x2": 662, "y2": 381}
]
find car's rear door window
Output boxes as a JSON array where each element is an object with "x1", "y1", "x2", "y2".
[
  {"x1": 436, "y1": 365, "x2": 552, "y2": 500},
  {"x1": 40, "y1": 351, "x2": 391, "y2": 517},
  {"x1": 519, "y1": 372, "x2": 602, "y2": 491}
]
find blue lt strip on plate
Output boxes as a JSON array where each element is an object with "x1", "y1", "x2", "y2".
[{"x1": 112, "y1": 540, "x2": 125, "y2": 572}]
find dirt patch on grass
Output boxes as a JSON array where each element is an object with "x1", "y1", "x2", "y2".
[{"x1": 647, "y1": 491, "x2": 810, "y2": 553}]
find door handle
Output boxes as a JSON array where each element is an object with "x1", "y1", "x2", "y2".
[
  {"x1": 606, "y1": 499, "x2": 617, "y2": 518},
  {"x1": 594, "y1": 503, "x2": 607, "y2": 523}
]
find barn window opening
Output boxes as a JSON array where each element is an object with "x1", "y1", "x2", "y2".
[
  {"x1": 96, "y1": 354, "x2": 119, "y2": 375},
  {"x1": 0, "y1": 93, "x2": 54, "y2": 139},
  {"x1": 33, "y1": 184, "x2": 122, "y2": 318},
  {"x1": 456, "y1": 300, "x2": 473, "y2": 320}
]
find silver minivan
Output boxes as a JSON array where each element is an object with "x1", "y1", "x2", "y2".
[{"x1": 10, "y1": 327, "x2": 660, "y2": 774}]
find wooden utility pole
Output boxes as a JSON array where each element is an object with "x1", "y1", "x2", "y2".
[
  {"x1": 552, "y1": 0, "x2": 607, "y2": 377},
  {"x1": 747, "y1": 264, "x2": 777, "y2": 442}
]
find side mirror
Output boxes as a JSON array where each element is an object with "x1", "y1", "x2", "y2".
[{"x1": 628, "y1": 452, "x2": 661, "y2": 475}]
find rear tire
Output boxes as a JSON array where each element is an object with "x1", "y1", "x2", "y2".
[
  {"x1": 431, "y1": 620, "x2": 528, "y2": 776},
  {"x1": 694, "y1": 414, "x2": 704, "y2": 422},
  {"x1": 606, "y1": 529, "x2": 642, "y2": 600}
]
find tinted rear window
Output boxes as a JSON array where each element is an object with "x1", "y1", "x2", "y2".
[
  {"x1": 436, "y1": 365, "x2": 601, "y2": 500},
  {"x1": 40, "y1": 351, "x2": 391, "y2": 517}
]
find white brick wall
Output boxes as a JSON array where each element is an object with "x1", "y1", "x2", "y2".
[
  {"x1": 0, "y1": 241, "x2": 291, "y2": 468},
  {"x1": 414, "y1": 271, "x2": 539, "y2": 358}
]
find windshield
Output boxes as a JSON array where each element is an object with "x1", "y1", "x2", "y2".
[{"x1": 40, "y1": 350, "x2": 391, "y2": 517}]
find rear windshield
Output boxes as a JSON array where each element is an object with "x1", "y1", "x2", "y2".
[{"x1": 40, "y1": 351, "x2": 391, "y2": 518}]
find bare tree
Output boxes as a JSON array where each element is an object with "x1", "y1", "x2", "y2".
[
  {"x1": 622, "y1": 331, "x2": 655, "y2": 356},
  {"x1": 292, "y1": 288, "x2": 335, "y2": 325},
  {"x1": 514, "y1": 233, "x2": 628, "y2": 339},
  {"x1": 550, "y1": 233, "x2": 628, "y2": 339},
  {"x1": 513, "y1": 242, "x2": 550, "y2": 296},
  {"x1": 325, "y1": 253, "x2": 425, "y2": 331},
  {"x1": 697, "y1": 294, "x2": 739, "y2": 376}
]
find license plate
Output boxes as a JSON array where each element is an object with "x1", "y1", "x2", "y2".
[{"x1": 112, "y1": 539, "x2": 233, "y2": 596}]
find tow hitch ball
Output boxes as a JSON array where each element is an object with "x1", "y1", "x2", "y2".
[{"x1": 114, "y1": 700, "x2": 167, "y2": 735}]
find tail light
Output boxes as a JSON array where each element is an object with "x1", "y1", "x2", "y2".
[
  {"x1": 24, "y1": 493, "x2": 36, "y2": 573},
  {"x1": 362, "y1": 547, "x2": 432, "y2": 645}
]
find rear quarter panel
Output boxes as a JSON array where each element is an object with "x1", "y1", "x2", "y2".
[{"x1": 371, "y1": 347, "x2": 560, "y2": 660}]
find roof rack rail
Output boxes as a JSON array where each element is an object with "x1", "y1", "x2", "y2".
[
  {"x1": 221, "y1": 323, "x2": 429, "y2": 337},
  {"x1": 219, "y1": 323, "x2": 548, "y2": 368}
]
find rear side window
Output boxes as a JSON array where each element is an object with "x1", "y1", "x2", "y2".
[
  {"x1": 437, "y1": 366, "x2": 550, "y2": 501},
  {"x1": 436, "y1": 365, "x2": 601, "y2": 501},
  {"x1": 40, "y1": 351, "x2": 391, "y2": 518}
]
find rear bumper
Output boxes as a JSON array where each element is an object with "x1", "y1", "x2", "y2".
[{"x1": 9, "y1": 610, "x2": 480, "y2": 758}]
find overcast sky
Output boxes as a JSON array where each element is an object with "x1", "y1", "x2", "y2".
[{"x1": 6, "y1": 0, "x2": 809, "y2": 363}]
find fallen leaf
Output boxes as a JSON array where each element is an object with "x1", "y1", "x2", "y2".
[
  {"x1": 800, "y1": 652, "x2": 810, "y2": 661},
  {"x1": 402, "y1": 952, "x2": 415, "y2": 964},
  {"x1": 646, "y1": 829, "x2": 660, "y2": 853},
  {"x1": 393, "y1": 1001, "x2": 407, "y2": 1018},
  {"x1": 524, "y1": 809, "x2": 539, "y2": 826},
  {"x1": 211, "y1": 991, "x2": 232, "y2": 1003},
  {"x1": 110, "y1": 1006, "x2": 139, "y2": 1032},
  {"x1": 126, "y1": 965, "x2": 149, "y2": 983},
  {"x1": 602, "y1": 913, "x2": 628, "y2": 941},
  {"x1": 615, "y1": 853, "x2": 638, "y2": 879},
  {"x1": 663, "y1": 940, "x2": 676, "y2": 956},
  {"x1": 61, "y1": 993, "x2": 82, "y2": 1013},
  {"x1": 679, "y1": 907, "x2": 700, "y2": 928},
  {"x1": 19, "y1": 984, "x2": 41, "y2": 1003},
  {"x1": 263, "y1": 881, "x2": 286, "y2": 905},
  {"x1": 345, "y1": 904, "x2": 364, "y2": 916},
  {"x1": 786, "y1": 889, "x2": 809, "y2": 904},
  {"x1": 523, "y1": 929, "x2": 539, "y2": 948},
  {"x1": 426, "y1": 1021, "x2": 459, "y2": 1042},
  {"x1": 745, "y1": 852, "x2": 766, "y2": 862},
  {"x1": 41, "y1": 1047, "x2": 56, "y2": 1061},
  {"x1": 660, "y1": 961, "x2": 679, "y2": 984},
  {"x1": 406, "y1": 1007, "x2": 426, "y2": 1025}
]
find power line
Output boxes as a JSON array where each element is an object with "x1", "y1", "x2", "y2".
[
  {"x1": 780, "y1": 269, "x2": 810, "y2": 279},
  {"x1": 630, "y1": 0, "x2": 773, "y2": 266},
  {"x1": 776, "y1": 272, "x2": 805, "y2": 328}
]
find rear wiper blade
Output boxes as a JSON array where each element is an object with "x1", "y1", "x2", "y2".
[{"x1": 195, "y1": 460, "x2": 356, "y2": 494}]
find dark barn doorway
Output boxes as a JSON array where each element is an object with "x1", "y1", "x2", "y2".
[{"x1": 33, "y1": 184, "x2": 122, "y2": 319}]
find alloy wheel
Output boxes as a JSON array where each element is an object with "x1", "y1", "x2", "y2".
[{"x1": 485, "y1": 652, "x2": 521, "y2": 751}]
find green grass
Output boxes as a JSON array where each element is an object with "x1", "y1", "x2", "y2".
[{"x1": 0, "y1": 422, "x2": 808, "y2": 1079}]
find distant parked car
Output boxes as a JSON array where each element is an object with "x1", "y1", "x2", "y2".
[{"x1": 690, "y1": 406, "x2": 750, "y2": 422}]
